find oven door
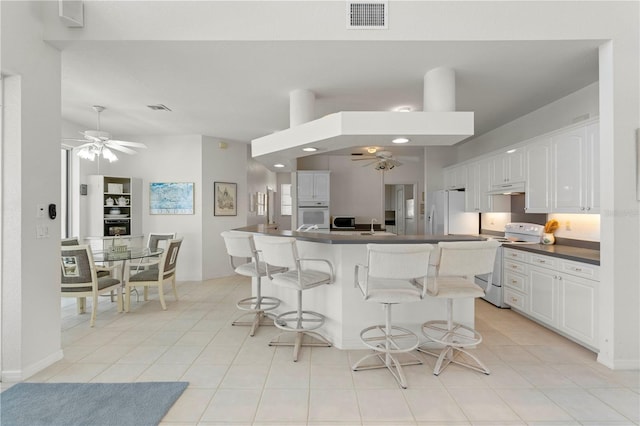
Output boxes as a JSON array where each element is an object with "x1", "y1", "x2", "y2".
[{"x1": 297, "y1": 207, "x2": 330, "y2": 229}]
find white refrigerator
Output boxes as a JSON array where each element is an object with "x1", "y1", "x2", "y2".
[{"x1": 426, "y1": 190, "x2": 479, "y2": 235}]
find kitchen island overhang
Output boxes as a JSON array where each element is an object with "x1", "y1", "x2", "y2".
[{"x1": 232, "y1": 225, "x2": 486, "y2": 350}]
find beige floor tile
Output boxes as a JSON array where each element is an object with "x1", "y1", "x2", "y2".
[
  {"x1": 175, "y1": 330, "x2": 217, "y2": 347},
  {"x1": 587, "y1": 387, "x2": 640, "y2": 422},
  {"x1": 233, "y1": 343, "x2": 276, "y2": 365},
  {"x1": 510, "y1": 363, "x2": 578, "y2": 388},
  {"x1": 180, "y1": 364, "x2": 228, "y2": 388},
  {"x1": 145, "y1": 331, "x2": 186, "y2": 346},
  {"x1": 447, "y1": 387, "x2": 520, "y2": 421},
  {"x1": 310, "y1": 363, "x2": 355, "y2": 389},
  {"x1": 478, "y1": 364, "x2": 534, "y2": 388},
  {"x1": 76, "y1": 344, "x2": 133, "y2": 363},
  {"x1": 404, "y1": 388, "x2": 468, "y2": 422},
  {"x1": 62, "y1": 344, "x2": 101, "y2": 362},
  {"x1": 219, "y1": 363, "x2": 270, "y2": 389},
  {"x1": 356, "y1": 388, "x2": 414, "y2": 422},
  {"x1": 308, "y1": 388, "x2": 361, "y2": 422},
  {"x1": 550, "y1": 363, "x2": 621, "y2": 388},
  {"x1": 25, "y1": 360, "x2": 72, "y2": 382},
  {"x1": 493, "y1": 388, "x2": 573, "y2": 421},
  {"x1": 310, "y1": 345, "x2": 352, "y2": 366},
  {"x1": 155, "y1": 345, "x2": 204, "y2": 364},
  {"x1": 264, "y1": 360, "x2": 311, "y2": 388},
  {"x1": 47, "y1": 362, "x2": 110, "y2": 382},
  {"x1": 117, "y1": 344, "x2": 170, "y2": 364},
  {"x1": 137, "y1": 363, "x2": 191, "y2": 382},
  {"x1": 253, "y1": 388, "x2": 309, "y2": 422},
  {"x1": 91, "y1": 363, "x2": 148, "y2": 382},
  {"x1": 163, "y1": 388, "x2": 216, "y2": 423},
  {"x1": 194, "y1": 344, "x2": 240, "y2": 365},
  {"x1": 542, "y1": 388, "x2": 629, "y2": 422}
]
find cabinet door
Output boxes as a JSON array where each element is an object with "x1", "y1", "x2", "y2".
[
  {"x1": 313, "y1": 172, "x2": 330, "y2": 200},
  {"x1": 444, "y1": 165, "x2": 466, "y2": 190},
  {"x1": 585, "y1": 122, "x2": 599, "y2": 213},
  {"x1": 490, "y1": 155, "x2": 507, "y2": 186},
  {"x1": 552, "y1": 127, "x2": 586, "y2": 212},
  {"x1": 528, "y1": 266, "x2": 558, "y2": 325},
  {"x1": 297, "y1": 173, "x2": 316, "y2": 200},
  {"x1": 465, "y1": 162, "x2": 480, "y2": 212},
  {"x1": 505, "y1": 149, "x2": 525, "y2": 183},
  {"x1": 525, "y1": 138, "x2": 552, "y2": 213},
  {"x1": 478, "y1": 159, "x2": 495, "y2": 212},
  {"x1": 558, "y1": 273, "x2": 598, "y2": 348}
]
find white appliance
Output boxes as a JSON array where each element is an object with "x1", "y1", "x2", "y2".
[
  {"x1": 426, "y1": 190, "x2": 479, "y2": 235},
  {"x1": 475, "y1": 222, "x2": 544, "y2": 308},
  {"x1": 297, "y1": 202, "x2": 330, "y2": 229}
]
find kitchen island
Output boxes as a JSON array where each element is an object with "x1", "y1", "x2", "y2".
[{"x1": 232, "y1": 225, "x2": 485, "y2": 349}]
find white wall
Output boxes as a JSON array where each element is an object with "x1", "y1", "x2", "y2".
[
  {"x1": 202, "y1": 138, "x2": 249, "y2": 279},
  {"x1": 1, "y1": 1, "x2": 63, "y2": 380},
  {"x1": 246, "y1": 156, "x2": 277, "y2": 227}
]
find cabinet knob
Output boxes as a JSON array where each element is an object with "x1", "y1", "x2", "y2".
[
  {"x1": 580, "y1": 206, "x2": 585, "y2": 211},
  {"x1": 586, "y1": 207, "x2": 591, "y2": 211}
]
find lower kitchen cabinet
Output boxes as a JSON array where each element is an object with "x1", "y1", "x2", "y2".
[{"x1": 502, "y1": 248, "x2": 599, "y2": 350}]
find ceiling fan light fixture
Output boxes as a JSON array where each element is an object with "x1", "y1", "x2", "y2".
[
  {"x1": 392, "y1": 137, "x2": 410, "y2": 144},
  {"x1": 102, "y1": 147, "x2": 118, "y2": 162},
  {"x1": 273, "y1": 163, "x2": 285, "y2": 168},
  {"x1": 367, "y1": 147, "x2": 377, "y2": 154}
]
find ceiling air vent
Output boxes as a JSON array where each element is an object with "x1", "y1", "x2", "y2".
[
  {"x1": 347, "y1": 1, "x2": 388, "y2": 29},
  {"x1": 147, "y1": 104, "x2": 172, "y2": 111}
]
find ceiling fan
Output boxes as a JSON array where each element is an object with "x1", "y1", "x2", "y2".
[
  {"x1": 351, "y1": 150, "x2": 402, "y2": 170},
  {"x1": 64, "y1": 105, "x2": 147, "y2": 162}
]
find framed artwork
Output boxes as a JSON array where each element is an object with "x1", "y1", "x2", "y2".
[
  {"x1": 214, "y1": 182, "x2": 237, "y2": 216},
  {"x1": 150, "y1": 182, "x2": 194, "y2": 215}
]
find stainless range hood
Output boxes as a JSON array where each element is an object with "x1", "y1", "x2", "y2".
[{"x1": 487, "y1": 182, "x2": 525, "y2": 195}]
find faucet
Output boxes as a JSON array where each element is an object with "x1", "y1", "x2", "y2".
[{"x1": 370, "y1": 218, "x2": 378, "y2": 234}]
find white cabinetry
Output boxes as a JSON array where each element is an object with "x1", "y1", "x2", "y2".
[
  {"x1": 297, "y1": 171, "x2": 330, "y2": 204},
  {"x1": 466, "y1": 159, "x2": 509, "y2": 212},
  {"x1": 490, "y1": 148, "x2": 525, "y2": 186},
  {"x1": 443, "y1": 164, "x2": 467, "y2": 190},
  {"x1": 503, "y1": 248, "x2": 599, "y2": 349},
  {"x1": 524, "y1": 137, "x2": 552, "y2": 213},
  {"x1": 551, "y1": 122, "x2": 599, "y2": 213},
  {"x1": 87, "y1": 175, "x2": 142, "y2": 237}
]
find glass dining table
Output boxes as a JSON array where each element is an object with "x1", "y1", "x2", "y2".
[{"x1": 93, "y1": 247, "x2": 164, "y2": 308}]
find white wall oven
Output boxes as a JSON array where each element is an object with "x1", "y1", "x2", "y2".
[{"x1": 297, "y1": 204, "x2": 330, "y2": 229}]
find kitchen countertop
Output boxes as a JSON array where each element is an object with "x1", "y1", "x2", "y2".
[
  {"x1": 233, "y1": 225, "x2": 485, "y2": 244},
  {"x1": 502, "y1": 243, "x2": 600, "y2": 266}
]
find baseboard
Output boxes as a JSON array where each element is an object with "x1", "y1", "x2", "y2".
[{"x1": 1, "y1": 349, "x2": 64, "y2": 382}]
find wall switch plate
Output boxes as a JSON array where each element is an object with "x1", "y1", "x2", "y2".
[{"x1": 37, "y1": 204, "x2": 46, "y2": 218}]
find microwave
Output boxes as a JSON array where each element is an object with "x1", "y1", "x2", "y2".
[{"x1": 332, "y1": 216, "x2": 355, "y2": 229}]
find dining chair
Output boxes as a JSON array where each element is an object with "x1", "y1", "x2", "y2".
[
  {"x1": 352, "y1": 243, "x2": 434, "y2": 388},
  {"x1": 125, "y1": 238, "x2": 183, "y2": 311},
  {"x1": 61, "y1": 244, "x2": 123, "y2": 327},
  {"x1": 418, "y1": 240, "x2": 500, "y2": 375}
]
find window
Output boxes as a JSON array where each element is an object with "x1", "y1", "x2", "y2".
[
  {"x1": 61, "y1": 148, "x2": 70, "y2": 238},
  {"x1": 280, "y1": 184, "x2": 292, "y2": 216}
]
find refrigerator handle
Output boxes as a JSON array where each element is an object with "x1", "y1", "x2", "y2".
[{"x1": 428, "y1": 204, "x2": 436, "y2": 234}]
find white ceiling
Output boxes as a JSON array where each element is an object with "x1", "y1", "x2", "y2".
[{"x1": 59, "y1": 40, "x2": 599, "y2": 155}]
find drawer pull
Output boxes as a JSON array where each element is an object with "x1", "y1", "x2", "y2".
[
  {"x1": 574, "y1": 267, "x2": 582, "y2": 272},
  {"x1": 538, "y1": 260, "x2": 546, "y2": 264},
  {"x1": 511, "y1": 280, "x2": 517, "y2": 284},
  {"x1": 511, "y1": 265, "x2": 518, "y2": 269}
]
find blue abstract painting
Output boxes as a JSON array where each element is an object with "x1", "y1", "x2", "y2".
[{"x1": 150, "y1": 182, "x2": 194, "y2": 215}]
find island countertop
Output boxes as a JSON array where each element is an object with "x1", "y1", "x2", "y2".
[{"x1": 233, "y1": 225, "x2": 485, "y2": 244}]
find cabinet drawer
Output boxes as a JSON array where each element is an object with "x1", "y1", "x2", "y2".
[
  {"x1": 504, "y1": 260, "x2": 527, "y2": 274},
  {"x1": 530, "y1": 254, "x2": 558, "y2": 269},
  {"x1": 503, "y1": 248, "x2": 528, "y2": 261},
  {"x1": 504, "y1": 288, "x2": 526, "y2": 310},
  {"x1": 504, "y1": 271, "x2": 527, "y2": 293},
  {"x1": 561, "y1": 260, "x2": 599, "y2": 280}
]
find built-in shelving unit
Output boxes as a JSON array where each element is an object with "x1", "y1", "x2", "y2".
[{"x1": 87, "y1": 175, "x2": 142, "y2": 237}]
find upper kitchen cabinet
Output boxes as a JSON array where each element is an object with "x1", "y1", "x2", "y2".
[
  {"x1": 443, "y1": 164, "x2": 467, "y2": 190},
  {"x1": 297, "y1": 171, "x2": 330, "y2": 204},
  {"x1": 466, "y1": 159, "x2": 509, "y2": 212},
  {"x1": 551, "y1": 121, "x2": 599, "y2": 213},
  {"x1": 490, "y1": 148, "x2": 525, "y2": 186},
  {"x1": 524, "y1": 136, "x2": 553, "y2": 213}
]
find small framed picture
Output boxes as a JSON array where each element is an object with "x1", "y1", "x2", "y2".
[{"x1": 214, "y1": 182, "x2": 237, "y2": 216}]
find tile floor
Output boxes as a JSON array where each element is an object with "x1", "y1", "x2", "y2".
[{"x1": 11, "y1": 275, "x2": 640, "y2": 425}]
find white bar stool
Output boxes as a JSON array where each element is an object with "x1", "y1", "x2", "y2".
[
  {"x1": 418, "y1": 240, "x2": 500, "y2": 376},
  {"x1": 253, "y1": 235, "x2": 334, "y2": 362},
  {"x1": 221, "y1": 231, "x2": 282, "y2": 336},
  {"x1": 352, "y1": 243, "x2": 434, "y2": 389}
]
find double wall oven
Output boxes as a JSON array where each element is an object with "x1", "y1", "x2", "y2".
[{"x1": 297, "y1": 200, "x2": 330, "y2": 230}]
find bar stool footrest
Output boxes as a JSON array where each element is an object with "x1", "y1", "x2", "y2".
[
  {"x1": 422, "y1": 320, "x2": 482, "y2": 348},
  {"x1": 360, "y1": 324, "x2": 420, "y2": 354},
  {"x1": 236, "y1": 296, "x2": 280, "y2": 312},
  {"x1": 273, "y1": 310, "x2": 325, "y2": 332}
]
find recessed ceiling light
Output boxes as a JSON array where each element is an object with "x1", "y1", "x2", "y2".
[
  {"x1": 392, "y1": 137, "x2": 410, "y2": 144},
  {"x1": 367, "y1": 147, "x2": 377, "y2": 154},
  {"x1": 302, "y1": 147, "x2": 318, "y2": 152},
  {"x1": 273, "y1": 163, "x2": 285, "y2": 168},
  {"x1": 506, "y1": 149, "x2": 516, "y2": 154}
]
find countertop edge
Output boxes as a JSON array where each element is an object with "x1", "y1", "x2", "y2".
[{"x1": 502, "y1": 243, "x2": 600, "y2": 266}]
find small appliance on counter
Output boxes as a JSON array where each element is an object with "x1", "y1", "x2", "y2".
[{"x1": 332, "y1": 216, "x2": 355, "y2": 229}]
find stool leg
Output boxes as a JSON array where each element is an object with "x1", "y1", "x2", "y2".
[{"x1": 232, "y1": 276, "x2": 280, "y2": 336}]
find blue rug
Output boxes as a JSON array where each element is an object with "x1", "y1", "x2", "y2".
[{"x1": 0, "y1": 382, "x2": 188, "y2": 426}]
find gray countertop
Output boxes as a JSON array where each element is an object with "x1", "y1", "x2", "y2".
[
  {"x1": 233, "y1": 225, "x2": 485, "y2": 244},
  {"x1": 502, "y1": 243, "x2": 600, "y2": 266}
]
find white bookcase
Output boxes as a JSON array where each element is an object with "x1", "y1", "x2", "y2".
[{"x1": 87, "y1": 175, "x2": 142, "y2": 238}]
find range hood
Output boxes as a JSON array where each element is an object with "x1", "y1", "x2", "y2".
[{"x1": 486, "y1": 182, "x2": 525, "y2": 195}]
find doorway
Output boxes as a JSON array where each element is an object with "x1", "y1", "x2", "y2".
[{"x1": 384, "y1": 183, "x2": 416, "y2": 235}]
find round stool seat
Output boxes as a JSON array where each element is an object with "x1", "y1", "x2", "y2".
[
  {"x1": 236, "y1": 295, "x2": 280, "y2": 312},
  {"x1": 422, "y1": 320, "x2": 483, "y2": 348},
  {"x1": 272, "y1": 310, "x2": 325, "y2": 332},
  {"x1": 360, "y1": 324, "x2": 419, "y2": 354}
]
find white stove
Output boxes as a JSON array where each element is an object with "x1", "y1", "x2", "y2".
[{"x1": 476, "y1": 223, "x2": 544, "y2": 308}]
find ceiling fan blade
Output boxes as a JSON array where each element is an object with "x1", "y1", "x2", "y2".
[
  {"x1": 108, "y1": 140, "x2": 147, "y2": 149},
  {"x1": 352, "y1": 157, "x2": 376, "y2": 161},
  {"x1": 80, "y1": 132, "x2": 102, "y2": 143},
  {"x1": 75, "y1": 142, "x2": 95, "y2": 149},
  {"x1": 361, "y1": 160, "x2": 378, "y2": 167},
  {"x1": 62, "y1": 138, "x2": 89, "y2": 143},
  {"x1": 105, "y1": 142, "x2": 138, "y2": 155}
]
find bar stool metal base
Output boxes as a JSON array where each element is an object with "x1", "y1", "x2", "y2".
[
  {"x1": 269, "y1": 310, "x2": 331, "y2": 362},
  {"x1": 419, "y1": 319, "x2": 489, "y2": 376},
  {"x1": 232, "y1": 295, "x2": 280, "y2": 337}
]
